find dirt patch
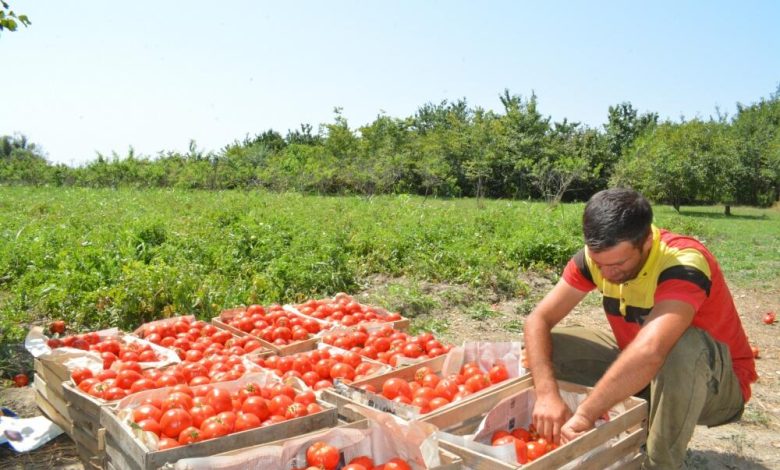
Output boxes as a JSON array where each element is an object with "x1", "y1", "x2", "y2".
[{"x1": 0, "y1": 388, "x2": 82, "y2": 470}]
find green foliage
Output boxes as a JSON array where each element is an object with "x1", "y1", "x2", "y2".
[
  {"x1": 0, "y1": 1, "x2": 30, "y2": 33},
  {"x1": 0, "y1": 188, "x2": 585, "y2": 350}
]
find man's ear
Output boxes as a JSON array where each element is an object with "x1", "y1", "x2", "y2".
[{"x1": 642, "y1": 230, "x2": 653, "y2": 252}]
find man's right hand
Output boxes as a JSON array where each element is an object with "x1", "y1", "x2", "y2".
[{"x1": 532, "y1": 391, "x2": 573, "y2": 444}]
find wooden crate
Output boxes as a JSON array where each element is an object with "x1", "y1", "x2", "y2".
[
  {"x1": 32, "y1": 373, "x2": 70, "y2": 425},
  {"x1": 33, "y1": 378, "x2": 73, "y2": 436},
  {"x1": 321, "y1": 354, "x2": 529, "y2": 422},
  {"x1": 62, "y1": 380, "x2": 111, "y2": 436},
  {"x1": 212, "y1": 308, "x2": 320, "y2": 356},
  {"x1": 101, "y1": 399, "x2": 339, "y2": 470},
  {"x1": 33, "y1": 357, "x2": 70, "y2": 395},
  {"x1": 429, "y1": 380, "x2": 648, "y2": 470}
]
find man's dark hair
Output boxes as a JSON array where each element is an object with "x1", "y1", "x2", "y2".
[{"x1": 583, "y1": 188, "x2": 653, "y2": 251}]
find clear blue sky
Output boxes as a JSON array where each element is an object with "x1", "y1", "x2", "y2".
[{"x1": 2, "y1": 1, "x2": 779, "y2": 166}]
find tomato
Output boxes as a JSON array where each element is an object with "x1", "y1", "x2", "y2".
[
  {"x1": 13, "y1": 373, "x2": 29, "y2": 387},
  {"x1": 157, "y1": 437, "x2": 181, "y2": 450},
  {"x1": 161, "y1": 392, "x2": 193, "y2": 412},
  {"x1": 751, "y1": 345, "x2": 760, "y2": 358},
  {"x1": 382, "y1": 378, "x2": 412, "y2": 400},
  {"x1": 217, "y1": 411, "x2": 237, "y2": 431},
  {"x1": 78, "y1": 377, "x2": 100, "y2": 393},
  {"x1": 434, "y1": 378, "x2": 459, "y2": 401},
  {"x1": 763, "y1": 312, "x2": 776, "y2": 325},
  {"x1": 349, "y1": 456, "x2": 374, "y2": 468},
  {"x1": 116, "y1": 369, "x2": 143, "y2": 390},
  {"x1": 269, "y1": 395, "x2": 294, "y2": 416},
  {"x1": 135, "y1": 418, "x2": 161, "y2": 436},
  {"x1": 199, "y1": 416, "x2": 230, "y2": 439},
  {"x1": 465, "y1": 374, "x2": 490, "y2": 393},
  {"x1": 103, "y1": 386, "x2": 128, "y2": 401},
  {"x1": 206, "y1": 388, "x2": 233, "y2": 413},
  {"x1": 133, "y1": 404, "x2": 163, "y2": 423},
  {"x1": 241, "y1": 396, "x2": 271, "y2": 421},
  {"x1": 492, "y1": 430, "x2": 511, "y2": 444},
  {"x1": 160, "y1": 408, "x2": 193, "y2": 439},
  {"x1": 330, "y1": 363, "x2": 356, "y2": 381},
  {"x1": 70, "y1": 367, "x2": 93, "y2": 385},
  {"x1": 526, "y1": 441, "x2": 545, "y2": 461},
  {"x1": 294, "y1": 390, "x2": 316, "y2": 406},
  {"x1": 234, "y1": 412, "x2": 261, "y2": 432},
  {"x1": 130, "y1": 378, "x2": 157, "y2": 393},
  {"x1": 306, "y1": 442, "x2": 340, "y2": 470},
  {"x1": 178, "y1": 426, "x2": 201, "y2": 445},
  {"x1": 428, "y1": 396, "x2": 450, "y2": 410},
  {"x1": 306, "y1": 403, "x2": 323, "y2": 415},
  {"x1": 511, "y1": 427, "x2": 532, "y2": 441},
  {"x1": 489, "y1": 363, "x2": 510, "y2": 384},
  {"x1": 49, "y1": 320, "x2": 66, "y2": 335},
  {"x1": 342, "y1": 465, "x2": 366, "y2": 470}
]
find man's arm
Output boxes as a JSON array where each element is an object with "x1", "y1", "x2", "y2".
[
  {"x1": 561, "y1": 299, "x2": 696, "y2": 442},
  {"x1": 524, "y1": 278, "x2": 589, "y2": 443}
]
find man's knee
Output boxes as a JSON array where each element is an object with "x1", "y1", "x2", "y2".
[{"x1": 655, "y1": 328, "x2": 710, "y2": 384}]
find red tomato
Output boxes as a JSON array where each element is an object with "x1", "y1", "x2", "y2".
[
  {"x1": 157, "y1": 437, "x2": 181, "y2": 450},
  {"x1": 763, "y1": 312, "x2": 776, "y2": 325},
  {"x1": 306, "y1": 442, "x2": 340, "y2": 470},
  {"x1": 206, "y1": 388, "x2": 233, "y2": 413},
  {"x1": 178, "y1": 426, "x2": 201, "y2": 445},
  {"x1": 49, "y1": 320, "x2": 66, "y2": 335},
  {"x1": 526, "y1": 441, "x2": 545, "y2": 461},
  {"x1": 751, "y1": 345, "x2": 760, "y2": 358},
  {"x1": 160, "y1": 408, "x2": 193, "y2": 439},
  {"x1": 489, "y1": 363, "x2": 510, "y2": 384},
  {"x1": 70, "y1": 367, "x2": 93, "y2": 385},
  {"x1": 382, "y1": 378, "x2": 412, "y2": 400},
  {"x1": 199, "y1": 416, "x2": 230, "y2": 439},
  {"x1": 241, "y1": 396, "x2": 271, "y2": 421},
  {"x1": 136, "y1": 418, "x2": 161, "y2": 436},
  {"x1": 13, "y1": 373, "x2": 29, "y2": 387},
  {"x1": 234, "y1": 412, "x2": 261, "y2": 432},
  {"x1": 133, "y1": 404, "x2": 163, "y2": 423}
]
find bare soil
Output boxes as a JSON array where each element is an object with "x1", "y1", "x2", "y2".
[{"x1": 1, "y1": 273, "x2": 777, "y2": 469}]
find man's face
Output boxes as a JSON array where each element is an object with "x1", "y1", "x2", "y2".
[{"x1": 587, "y1": 237, "x2": 651, "y2": 284}]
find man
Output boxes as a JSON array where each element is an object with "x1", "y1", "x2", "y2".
[{"x1": 523, "y1": 188, "x2": 757, "y2": 469}]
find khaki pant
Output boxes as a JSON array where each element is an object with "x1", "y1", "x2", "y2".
[{"x1": 550, "y1": 326, "x2": 745, "y2": 470}]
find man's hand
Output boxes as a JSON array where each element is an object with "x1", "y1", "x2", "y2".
[
  {"x1": 532, "y1": 392, "x2": 573, "y2": 444},
  {"x1": 560, "y1": 412, "x2": 595, "y2": 443}
]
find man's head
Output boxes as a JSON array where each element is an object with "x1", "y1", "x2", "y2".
[{"x1": 583, "y1": 188, "x2": 653, "y2": 284}]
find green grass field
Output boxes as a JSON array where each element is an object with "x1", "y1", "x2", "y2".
[{"x1": 1, "y1": 187, "x2": 778, "y2": 373}]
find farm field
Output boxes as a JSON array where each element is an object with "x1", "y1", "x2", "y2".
[{"x1": 0, "y1": 186, "x2": 778, "y2": 469}]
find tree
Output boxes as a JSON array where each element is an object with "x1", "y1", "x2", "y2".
[
  {"x1": 612, "y1": 120, "x2": 739, "y2": 214},
  {"x1": 0, "y1": 1, "x2": 30, "y2": 33}
]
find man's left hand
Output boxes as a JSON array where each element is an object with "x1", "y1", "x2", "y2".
[{"x1": 560, "y1": 413, "x2": 594, "y2": 443}]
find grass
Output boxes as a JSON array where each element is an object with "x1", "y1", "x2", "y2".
[{"x1": 1, "y1": 187, "x2": 779, "y2": 376}]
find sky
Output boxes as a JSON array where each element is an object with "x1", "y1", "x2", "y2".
[{"x1": 1, "y1": 1, "x2": 779, "y2": 166}]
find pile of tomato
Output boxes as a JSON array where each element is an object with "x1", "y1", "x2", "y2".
[
  {"x1": 358, "y1": 361, "x2": 510, "y2": 414},
  {"x1": 295, "y1": 294, "x2": 403, "y2": 327},
  {"x1": 249, "y1": 347, "x2": 386, "y2": 390},
  {"x1": 490, "y1": 425, "x2": 557, "y2": 464},
  {"x1": 125, "y1": 381, "x2": 324, "y2": 449},
  {"x1": 46, "y1": 330, "x2": 167, "y2": 365},
  {"x1": 296, "y1": 441, "x2": 411, "y2": 470},
  {"x1": 135, "y1": 316, "x2": 268, "y2": 361},
  {"x1": 220, "y1": 304, "x2": 323, "y2": 346},
  {"x1": 321, "y1": 326, "x2": 450, "y2": 366}
]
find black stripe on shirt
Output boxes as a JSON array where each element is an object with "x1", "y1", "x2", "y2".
[
  {"x1": 657, "y1": 265, "x2": 712, "y2": 296},
  {"x1": 603, "y1": 296, "x2": 652, "y2": 326},
  {"x1": 573, "y1": 249, "x2": 594, "y2": 285}
]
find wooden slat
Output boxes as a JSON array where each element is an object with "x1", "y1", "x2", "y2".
[
  {"x1": 62, "y1": 381, "x2": 103, "y2": 420},
  {"x1": 576, "y1": 428, "x2": 646, "y2": 470},
  {"x1": 105, "y1": 435, "x2": 143, "y2": 470},
  {"x1": 34, "y1": 387, "x2": 73, "y2": 436},
  {"x1": 33, "y1": 358, "x2": 69, "y2": 395},
  {"x1": 33, "y1": 373, "x2": 70, "y2": 422},
  {"x1": 71, "y1": 425, "x2": 105, "y2": 456}
]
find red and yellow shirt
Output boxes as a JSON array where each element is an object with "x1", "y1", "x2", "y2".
[{"x1": 563, "y1": 225, "x2": 757, "y2": 401}]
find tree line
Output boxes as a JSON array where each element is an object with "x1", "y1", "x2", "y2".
[{"x1": 2, "y1": 88, "x2": 779, "y2": 211}]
